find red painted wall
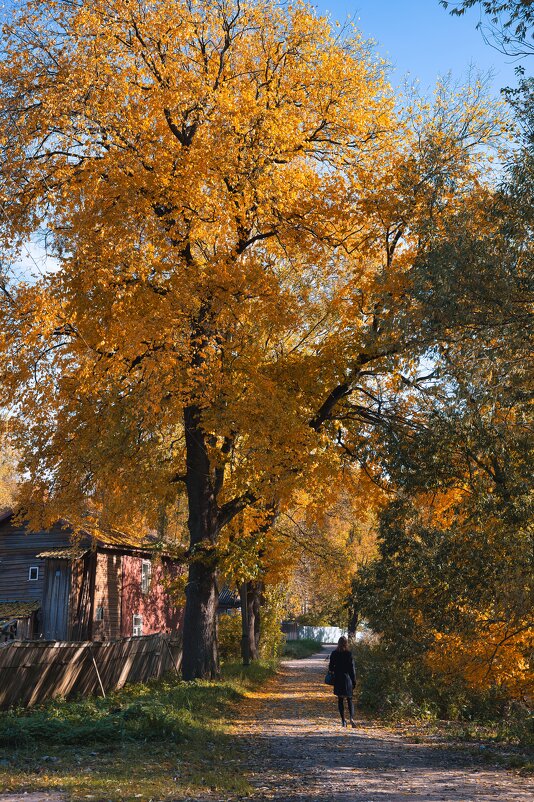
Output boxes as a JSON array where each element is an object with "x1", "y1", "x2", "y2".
[
  {"x1": 120, "y1": 555, "x2": 182, "y2": 637},
  {"x1": 93, "y1": 552, "x2": 122, "y2": 640}
]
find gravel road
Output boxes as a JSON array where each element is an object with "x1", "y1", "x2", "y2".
[{"x1": 233, "y1": 647, "x2": 533, "y2": 802}]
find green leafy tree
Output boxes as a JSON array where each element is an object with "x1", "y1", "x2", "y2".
[{"x1": 351, "y1": 119, "x2": 533, "y2": 697}]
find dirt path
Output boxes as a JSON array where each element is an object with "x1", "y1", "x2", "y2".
[{"x1": 232, "y1": 647, "x2": 533, "y2": 802}]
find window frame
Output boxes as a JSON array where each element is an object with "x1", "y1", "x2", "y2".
[
  {"x1": 141, "y1": 559, "x2": 152, "y2": 595},
  {"x1": 132, "y1": 614, "x2": 143, "y2": 637},
  {"x1": 28, "y1": 566, "x2": 39, "y2": 581}
]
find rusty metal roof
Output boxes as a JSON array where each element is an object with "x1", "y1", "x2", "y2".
[
  {"x1": 0, "y1": 509, "x2": 179, "y2": 559},
  {"x1": 0, "y1": 600, "x2": 41, "y2": 620},
  {"x1": 92, "y1": 527, "x2": 159, "y2": 551},
  {"x1": 35, "y1": 546, "x2": 89, "y2": 560}
]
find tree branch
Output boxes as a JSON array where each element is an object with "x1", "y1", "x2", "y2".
[{"x1": 217, "y1": 490, "x2": 257, "y2": 529}]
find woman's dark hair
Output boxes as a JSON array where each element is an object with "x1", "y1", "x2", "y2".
[{"x1": 337, "y1": 636, "x2": 348, "y2": 651}]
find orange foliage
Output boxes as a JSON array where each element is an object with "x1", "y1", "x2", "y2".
[{"x1": 427, "y1": 621, "x2": 533, "y2": 700}]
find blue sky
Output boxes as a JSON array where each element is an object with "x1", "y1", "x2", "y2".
[
  {"x1": 1, "y1": 1, "x2": 521, "y2": 95},
  {"x1": 314, "y1": 0, "x2": 520, "y2": 95}
]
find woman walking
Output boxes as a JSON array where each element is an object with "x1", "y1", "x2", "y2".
[{"x1": 328, "y1": 636, "x2": 356, "y2": 727}]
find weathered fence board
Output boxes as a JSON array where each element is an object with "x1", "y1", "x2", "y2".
[{"x1": 0, "y1": 634, "x2": 182, "y2": 709}]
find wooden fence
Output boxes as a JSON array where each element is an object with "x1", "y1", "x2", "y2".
[{"x1": 0, "y1": 634, "x2": 182, "y2": 709}]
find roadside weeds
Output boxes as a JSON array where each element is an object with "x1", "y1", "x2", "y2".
[{"x1": 0, "y1": 661, "x2": 277, "y2": 802}]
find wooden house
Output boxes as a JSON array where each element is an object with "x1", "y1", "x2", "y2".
[
  {"x1": 218, "y1": 585, "x2": 241, "y2": 614},
  {"x1": 0, "y1": 510, "x2": 183, "y2": 642}
]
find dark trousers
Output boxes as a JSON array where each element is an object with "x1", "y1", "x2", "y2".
[{"x1": 337, "y1": 695, "x2": 354, "y2": 720}]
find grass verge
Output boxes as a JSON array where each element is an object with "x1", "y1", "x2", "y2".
[
  {"x1": 386, "y1": 719, "x2": 534, "y2": 775},
  {"x1": 282, "y1": 638, "x2": 323, "y2": 659},
  {"x1": 0, "y1": 660, "x2": 276, "y2": 801}
]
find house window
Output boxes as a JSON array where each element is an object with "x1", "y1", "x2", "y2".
[
  {"x1": 28, "y1": 566, "x2": 39, "y2": 581},
  {"x1": 132, "y1": 614, "x2": 143, "y2": 637},
  {"x1": 95, "y1": 606, "x2": 104, "y2": 621},
  {"x1": 141, "y1": 560, "x2": 152, "y2": 594}
]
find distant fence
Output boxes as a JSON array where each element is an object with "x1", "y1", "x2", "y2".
[
  {"x1": 282, "y1": 623, "x2": 347, "y2": 643},
  {"x1": 0, "y1": 634, "x2": 182, "y2": 710}
]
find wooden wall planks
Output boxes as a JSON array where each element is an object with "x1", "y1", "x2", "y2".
[{"x1": 0, "y1": 634, "x2": 182, "y2": 709}]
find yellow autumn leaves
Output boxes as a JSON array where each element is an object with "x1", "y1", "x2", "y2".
[{"x1": 0, "y1": 1, "x2": 513, "y2": 675}]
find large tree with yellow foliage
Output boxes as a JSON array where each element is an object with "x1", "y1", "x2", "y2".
[{"x1": 0, "y1": 0, "x2": 502, "y2": 677}]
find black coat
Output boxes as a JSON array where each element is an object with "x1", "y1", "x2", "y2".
[{"x1": 328, "y1": 648, "x2": 355, "y2": 697}]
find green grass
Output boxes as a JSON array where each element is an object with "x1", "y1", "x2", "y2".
[
  {"x1": 0, "y1": 661, "x2": 276, "y2": 801},
  {"x1": 282, "y1": 638, "x2": 323, "y2": 658}
]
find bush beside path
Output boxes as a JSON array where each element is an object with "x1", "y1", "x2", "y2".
[{"x1": 230, "y1": 646, "x2": 533, "y2": 802}]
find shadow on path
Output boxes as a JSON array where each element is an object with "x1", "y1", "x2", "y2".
[{"x1": 231, "y1": 646, "x2": 533, "y2": 802}]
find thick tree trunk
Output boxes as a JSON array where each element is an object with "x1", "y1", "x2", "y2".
[
  {"x1": 347, "y1": 605, "x2": 359, "y2": 641},
  {"x1": 182, "y1": 559, "x2": 219, "y2": 679},
  {"x1": 252, "y1": 581, "x2": 262, "y2": 658},
  {"x1": 247, "y1": 582, "x2": 259, "y2": 661},
  {"x1": 180, "y1": 392, "x2": 255, "y2": 678},
  {"x1": 240, "y1": 582, "x2": 251, "y2": 666},
  {"x1": 181, "y1": 405, "x2": 221, "y2": 680},
  {"x1": 240, "y1": 581, "x2": 262, "y2": 663}
]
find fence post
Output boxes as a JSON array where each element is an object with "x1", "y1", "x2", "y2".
[
  {"x1": 90, "y1": 644, "x2": 106, "y2": 698},
  {"x1": 164, "y1": 635, "x2": 180, "y2": 675}
]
